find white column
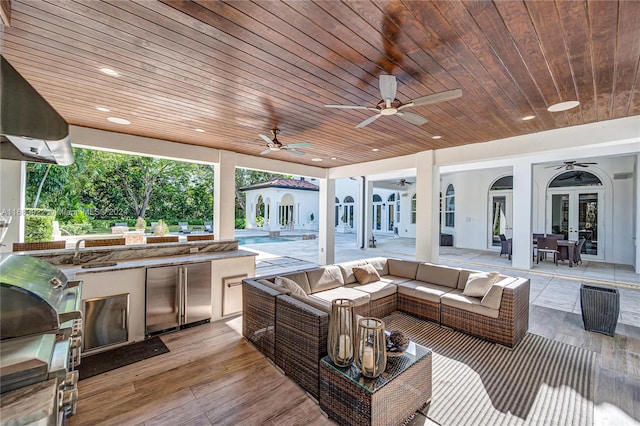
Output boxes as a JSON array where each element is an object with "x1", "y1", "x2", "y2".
[
  {"x1": 364, "y1": 179, "x2": 374, "y2": 247},
  {"x1": 635, "y1": 153, "x2": 640, "y2": 274},
  {"x1": 415, "y1": 151, "x2": 436, "y2": 262},
  {"x1": 318, "y1": 176, "x2": 335, "y2": 265},
  {"x1": 356, "y1": 177, "x2": 365, "y2": 248},
  {"x1": 0, "y1": 160, "x2": 26, "y2": 252},
  {"x1": 511, "y1": 159, "x2": 534, "y2": 270},
  {"x1": 214, "y1": 151, "x2": 236, "y2": 240}
]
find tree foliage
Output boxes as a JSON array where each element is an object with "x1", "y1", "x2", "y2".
[{"x1": 25, "y1": 148, "x2": 291, "y2": 228}]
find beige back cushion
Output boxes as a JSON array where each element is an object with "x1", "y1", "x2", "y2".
[
  {"x1": 365, "y1": 257, "x2": 389, "y2": 276},
  {"x1": 255, "y1": 278, "x2": 287, "y2": 294},
  {"x1": 480, "y1": 276, "x2": 516, "y2": 310},
  {"x1": 280, "y1": 271, "x2": 312, "y2": 294},
  {"x1": 275, "y1": 276, "x2": 308, "y2": 297},
  {"x1": 387, "y1": 259, "x2": 420, "y2": 279},
  {"x1": 306, "y1": 265, "x2": 345, "y2": 293},
  {"x1": 415, "y1": 263, "x2": 460, "y2": 289},
  {"x1": 338, "y1": 259, "x2": 369, "y2": 284}
]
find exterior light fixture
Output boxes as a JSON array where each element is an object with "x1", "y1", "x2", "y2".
[
  {"x1": 547, "y1": 101, "x2": 580, "y2": 112},
  {"x1": 107, "y1": 117, "x2": 131, "y2": 125}
]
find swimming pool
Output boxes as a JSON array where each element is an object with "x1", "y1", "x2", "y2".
[{"x1": 237, "y1": 236, "x2": 296, "y2": 245}]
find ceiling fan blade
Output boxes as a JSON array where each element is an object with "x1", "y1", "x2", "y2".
[
  {"x1": 260, "y1": 148, "x2": 272, "y2": 155},
  {"x1": 285, "y1": 143, "x2": 311, "y2": 149},
  {"x1": 259, "y1": 134, "x2": 272, "y2": 144},
  {"x1": 356, "y1": 113, "x2": 383, "y2": 128},
  {"x1": 379, "y1": 74, "x2": 397, "y2": 104},
  {"x1": 285, "y1": 149, "x2": 305, "y2": 156},
  {"x1": 575, "y1": 162, "x2": 597, "y2": 167},
  {"x1": 324, "y1": 104, "x2": 372, "y2": 110},
  {"x1": 396, "y1": 111, "x2": 428, "y2": 126},
  {"x1": 400, "y1": 88, "x2": 463, "y2": 109},
  {"x1": 544, "y1": 164, "x2": 562, "y2": 168}
]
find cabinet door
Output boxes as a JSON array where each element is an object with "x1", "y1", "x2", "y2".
[
  {"x1": 83, "y1": 293, "x2": 129, "y2": 352},
  {"x1": 146, "y1": 266, "x2": 180, "y2": 334},
  {"x1": 184, "y1": 262, "x2": 212, "y2": 325}
]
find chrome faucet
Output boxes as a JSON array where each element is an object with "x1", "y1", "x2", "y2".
[{"x1": 73, "y1": 239, "x2": 87, "y2": 265}]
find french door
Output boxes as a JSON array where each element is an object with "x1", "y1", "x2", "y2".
[
  {"x1": 548, "y1": 189, "x2": 603, "y2": 259},
  {"x1": 387, "y1": 204, "x2": 394, "y2": 231},
  {"x1": 488, "y1": 191, "x2": 513, "y2": 248}
]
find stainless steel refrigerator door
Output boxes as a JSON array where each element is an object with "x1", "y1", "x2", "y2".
[
  {"x1": 146, "y1": 266, "x2": 180, "y2": 334},
  {"x1": 183, "y1": 262, "x2": 212, "y2": 325},
  {"x1": 83, "y1": 293, "x2": 129, "y2": 352}
]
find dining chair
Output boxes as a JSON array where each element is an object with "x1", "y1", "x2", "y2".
[
  {"x1": 499, "y1": 234, "x2": 511, "y2": 258},
  {"x1": 574, "y1": 238, "x2": 586, "y2": 265},
  {"x1": 536, "y1": 237, "x2": 560, "y2": 266}
]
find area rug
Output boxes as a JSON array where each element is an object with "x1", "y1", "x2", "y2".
[
  {"x1": 382, "y1": 312, "x2": 597, "y2": 425},
  {"x1": 78, "y1": 336, "x2": 169, "y2": 380}
]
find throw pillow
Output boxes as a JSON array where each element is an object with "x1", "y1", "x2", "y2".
[
  {"x1": 462, "y1": 271, "x2": 500, "y2": 298},
  {"x1": 275, "y1": 276, "x2": 307, "y2": 297},
  {"x1": 352, "y1": 264, "x2": 381, "y2": 285}
]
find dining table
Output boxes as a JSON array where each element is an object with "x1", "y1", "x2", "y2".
[{"x1": 533, "y1": 237, "x2": 577, "y2": 267}]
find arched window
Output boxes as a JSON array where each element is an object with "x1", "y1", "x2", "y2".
[
  {"x1": 490, "y1": 176, "x2": 513, "y2": 190},
  {"x1": 411, "y1": 194, "x2": 417, "y2": 224},
  {"x1": 344, "y1": 196, "x2": 354, "y2": 203},
  {"x1": 373, "y1": 194, "x2": 382, "y2": 202},
  {"x1": 549, "y1": 171, "x2": 602, "y2": 187},
  {"x1": 445, "y1": 184, "x2": 455, "y2": 227}
]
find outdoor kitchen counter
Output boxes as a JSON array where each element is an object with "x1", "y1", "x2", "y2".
[{"x1": 57, "y1": 249, "x2": 257, "y2": 278}]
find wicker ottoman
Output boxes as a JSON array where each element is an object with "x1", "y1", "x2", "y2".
[
  {"x1": 580, "y1": 284, "x2": 620, "y2": 337},
  {"x1": 319, "y1": 342, "x2": 432, "y2": 426}
]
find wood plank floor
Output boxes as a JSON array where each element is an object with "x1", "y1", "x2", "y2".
[{"x1": 72, "y1": 308, "x2": 640, "y2": 426}]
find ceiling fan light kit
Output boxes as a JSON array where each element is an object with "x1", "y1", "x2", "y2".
[{"x1": 325, "y1": 74, "x2": 462, "y2": 128}]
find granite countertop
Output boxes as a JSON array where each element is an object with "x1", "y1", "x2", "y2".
[{"x1": 59, "y1": 249, "x2": 257, "y2": 278}]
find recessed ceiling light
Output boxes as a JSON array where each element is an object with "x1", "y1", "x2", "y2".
[
  {"x1": 96, "y1": 106, "x2": 110, "y2": 112},
  {"x1": 311, "y1": 158, "x2": 323, "y2": 162},
  {"x1": 330, "y1": 157, "x2": 337, "y2": 160},
  {"x1": 372, "y1": 148, "x2": 379, "y2": 152},
  {"x1": 194, "y1": 128, "x2": 205, "y2": 133},
  {"x1": 99, "y1": 67, "x2": 119, "y2": 76},
  {"x1": 107, "y1": 117, "x2": 131, "y2": 125},
  {"x1": 431, "y1": 135, "x2": 442, "y2": 139},
  {"x1": 522, "y1": 115, "x2": 535, "y2": 121},
  {"x1": 547, "y1": 101, "x2": 580, "y2": 112}
]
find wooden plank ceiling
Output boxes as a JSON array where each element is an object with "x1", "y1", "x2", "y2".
[{"x1": 2, "y1": 0, "x2": 639, "y2": 168}]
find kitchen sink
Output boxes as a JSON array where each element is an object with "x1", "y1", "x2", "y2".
[{"x1": 81, "y1": 262, "x2": 118, "y2": 269}]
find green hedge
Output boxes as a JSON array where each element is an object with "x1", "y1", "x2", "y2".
[{"x1": 24, "y1": 208, "x2": 56, "y2": 242}]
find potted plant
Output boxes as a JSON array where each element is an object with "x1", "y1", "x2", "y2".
[{"x1": 154, "y1": 219, "x2": 169, "y2": 236}]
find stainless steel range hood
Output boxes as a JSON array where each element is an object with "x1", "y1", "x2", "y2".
[{"x1": 1, "y1": 55, "x2": 74, "y2": 165}]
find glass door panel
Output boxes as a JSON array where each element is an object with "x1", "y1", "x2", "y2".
[
  {"x1": 578, "y1": 193, "x2": 598, "y2": 256},
  {"x1": 551, "y1": 194, "x2": 570, "y2": 239},
  {"x1": 388, "y1": 205, "x2": 394, "y2": 231},
  {"x1": 489, "y1": 193, "x2": 512, "y2": 247},
  {"x1": 549, "y1": 190, "x2": 601, "y2": 258}
]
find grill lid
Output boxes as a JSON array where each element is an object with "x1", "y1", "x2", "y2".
[{"x1": 0, "y1": 254, "x2": 77, "y2": 340}]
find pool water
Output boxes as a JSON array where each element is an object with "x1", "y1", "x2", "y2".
[{"x1": 237, "y1": 236, "x2": 295, "y2": 245}]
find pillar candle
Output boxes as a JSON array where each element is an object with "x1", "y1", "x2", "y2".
[
  {"x1": 338, "y1": 334, "x2": 351, "y2": 359},
  {"x1": 362, "y1": 345, "x2": 374, "y2": 370}
]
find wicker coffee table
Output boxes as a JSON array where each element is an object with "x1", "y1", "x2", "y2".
[{"x1": 319, "y1": 341, "x2": 432, "y2": 426}]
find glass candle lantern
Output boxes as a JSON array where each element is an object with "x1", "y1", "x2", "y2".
[
  {"x1": 327, "y1": 299, "x2": 356, "y2": 367},
  {"x1": 355, "y1": 317, "x2": 387, "y2": 378}
]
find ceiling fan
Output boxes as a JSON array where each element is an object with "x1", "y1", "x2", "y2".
[
  {"x1": 258, "y1": 129, "x2": 311, "y2": 156},
  {"x1": 325, "y1": 74, "x2": 462, "y2": 128},
  {"x1": 545, "y1": 161, "x2": 597, "y2": 170},
  {"x1": 395, "y1": 178, "x2": 414, "y2": 187}
]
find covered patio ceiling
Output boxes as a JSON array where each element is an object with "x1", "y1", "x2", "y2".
[{"x1": 2, "y1": 1, "x2": 638, "y2": 168}]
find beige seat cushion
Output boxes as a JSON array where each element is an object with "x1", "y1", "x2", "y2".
[
  {"x1": 338, "y1": 259, "x2": 369, "y2": 284},
  {"x1": 441, "y1": 290, "x2": 500, "y2": 319},
  {"x1": 309, "y1": 286, "x2": 370, "y2": 306},
  {"x1": 306, "y1": 265, "x2": 345, "y2": 293},
  {"x1": 350, "y1": 281, "x2": 397, "y2": 301},
  {"x1": 416, "y1": 263, "x2": 461, "y2": 289},
  {"x1": 387, "y1": 259, "x2": 420, "y2": 279},
  {"x1": 365, "y1": 257, "x2": 389, "y2": 276},
  {"x1": 379, "y1": 275, "x2": 413, "y2": 285},
  {"x1": 352, "y1": 264, "x2": 381, "y2": 285},
  {"x1": 396, "y1": 280, "x2": 453, "y2": 303},
  {"x1": 275, "y1": 276, "x2": 307, "y2": 297},
  {"x1": 462, "y1": 271, "x2": 500, "y2": 297},
  {"x1": 279, "y1": 271, "x2": 312, "y2": 294}
]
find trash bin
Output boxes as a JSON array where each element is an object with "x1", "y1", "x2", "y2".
[{"x1": 580, "y1": 284, "x2": 620, "y2": 337}]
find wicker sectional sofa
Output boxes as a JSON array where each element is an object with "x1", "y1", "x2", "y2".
[{"x1": 242, "y1": 257, "x2": 530, "y2": 400}]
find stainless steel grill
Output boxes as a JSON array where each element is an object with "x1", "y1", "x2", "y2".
[{"x1": 0, "y1": 253, "x2": 83, "y2": 423}]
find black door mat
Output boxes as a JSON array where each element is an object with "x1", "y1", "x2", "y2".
[{"x1": 78, "y1": 336, "x2": 169, "y2": 380}]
